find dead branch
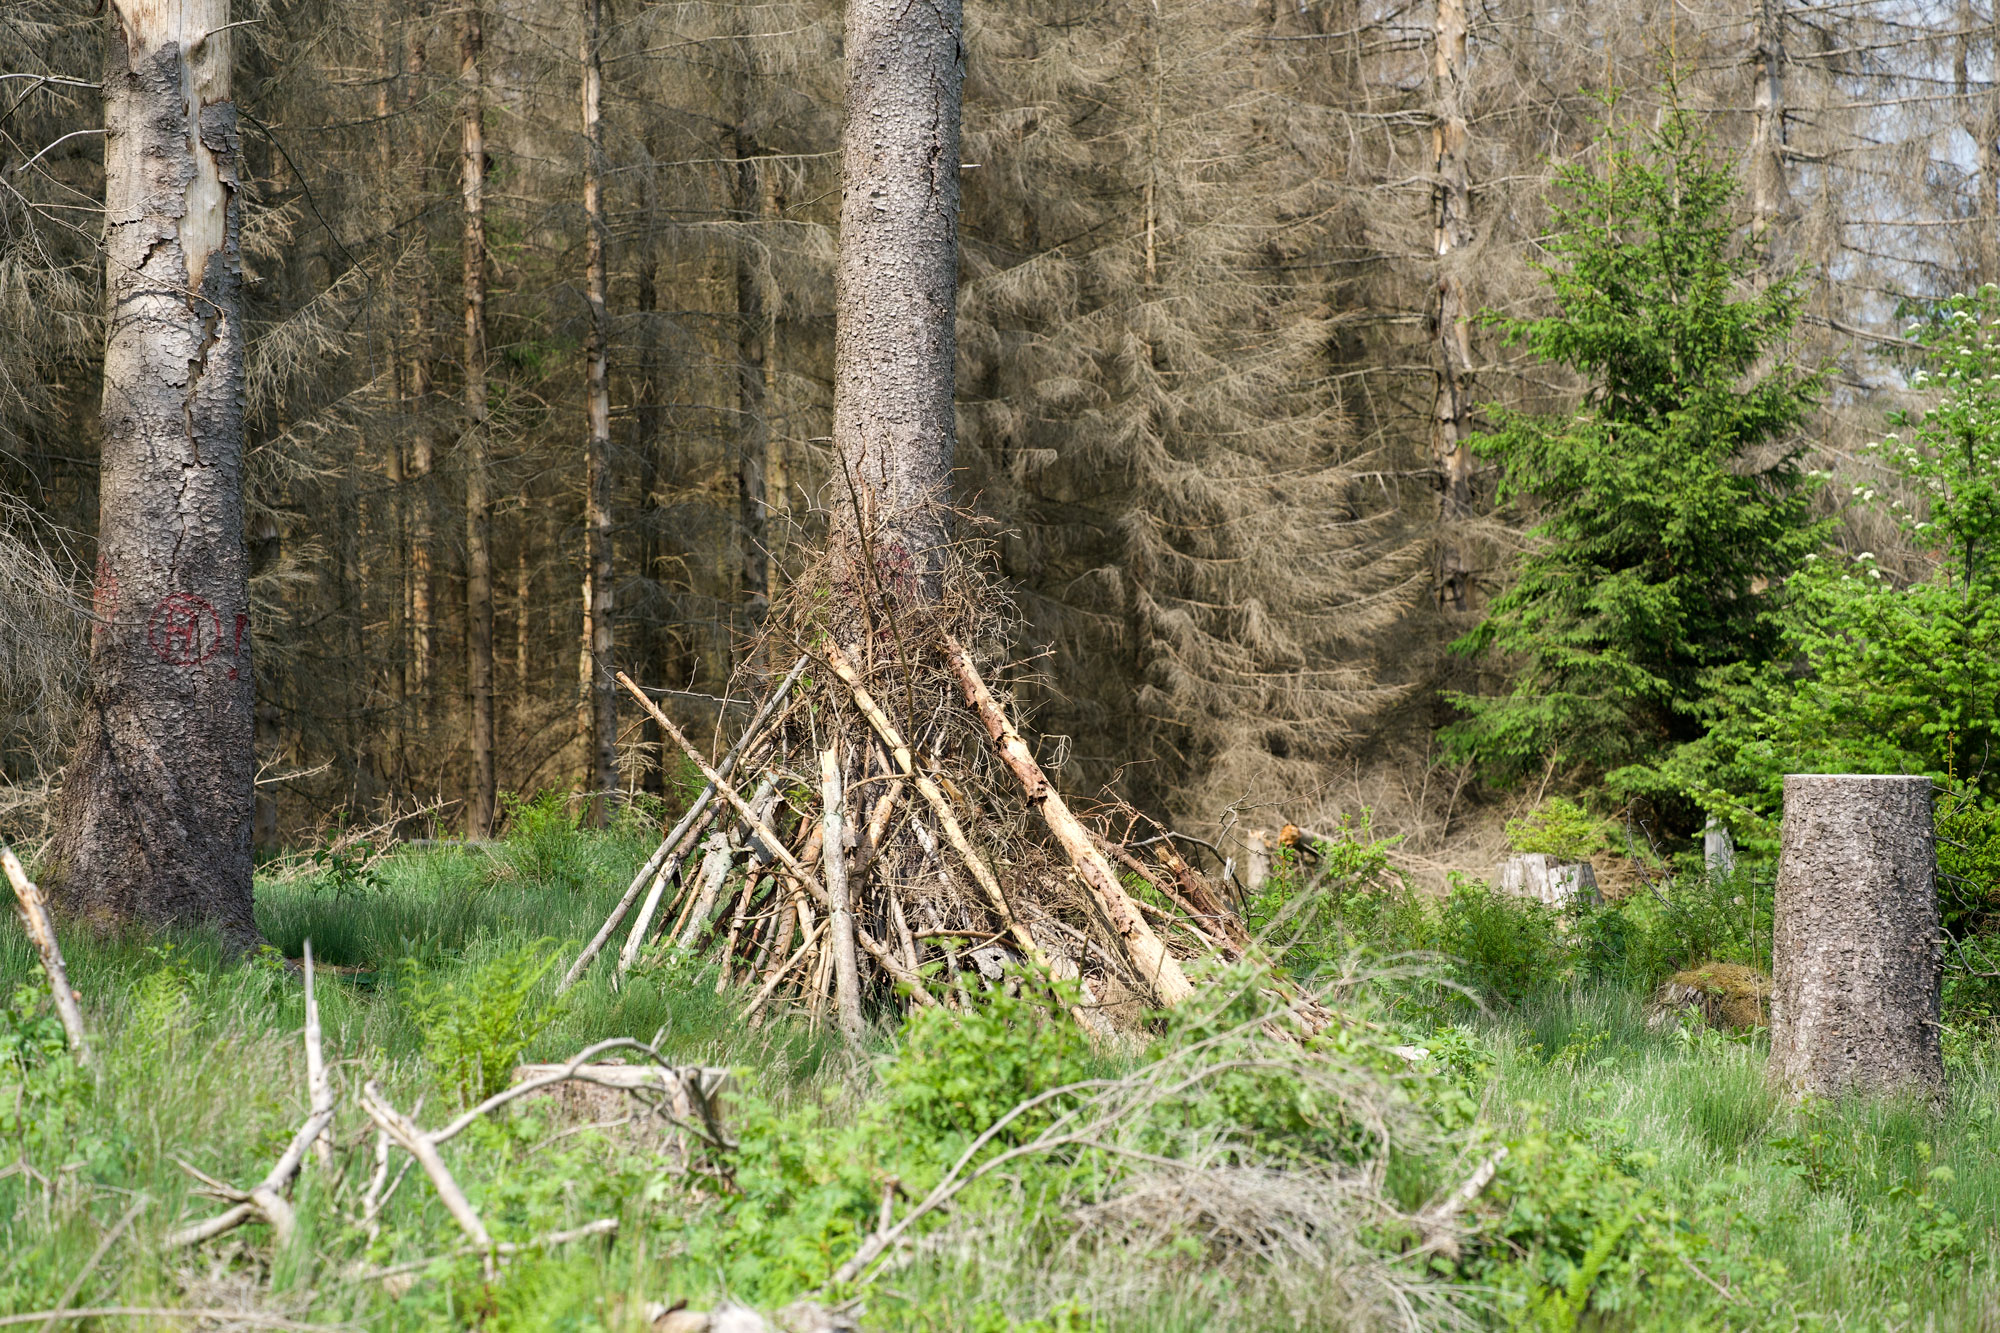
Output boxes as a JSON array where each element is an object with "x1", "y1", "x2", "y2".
[
  {"x1": 743, "y1": 915, "x2": 824, "y2": 1023},
  {"x1": 167, "y1": 943, "x2": 335, "y2": 1248},
  {"x1": 821, "y1": 744, "x2": 864, "y2": 1042},
  {"x1": 617, "y1": 672, "x2": 939, "y2": 1009},
  {"x1": 351, "y1": 1217, "x2": 620, "y2": 1282},
  {"x1": 943, "y1": 636, "x2": 1195, "y2": 1006},
  {"x1": 560, "y1": 655, "x2": 808, "y2": 994},
  {"x1": 817, "y1": 648, "x2": 1045, "y2": 971},
  {"x1": 1, "y1": 846, "x2": 87, "y2": 1064},
  {"x1": 358, "y1": 1081, "x2": 495, "y2": 1257}
]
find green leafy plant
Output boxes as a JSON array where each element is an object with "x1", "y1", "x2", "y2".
[
  {"x1": 500, "y1": 789, "x2": 588, "y2": 895},
  {"x1": 1439, "y1": 877, "x2": 1568, "y2": 1005},
  {"x1": 1504, "y1": 797, "x2": 1609, "y2": 863},
  {"x1": 1639, "y1": 287, "x2": 2000, "y2": 842},
  {"x1": 407, "y1": 941, "x2": 564, "y2": 1106}
]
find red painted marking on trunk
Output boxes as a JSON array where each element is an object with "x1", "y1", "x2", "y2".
[
  {"x1": 228, "y1": 612, "x2": 248, "y2": 680},
  {"x1": 148, "y1": 593, "x2": 223, "y2": 666}
]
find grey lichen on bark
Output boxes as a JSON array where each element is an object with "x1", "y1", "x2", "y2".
[
  {"x1": 827, "y1": 0, "x2": 965, "y2": 635},
  {"x1": 44, "y1": 0, "x2": 257, "y2": 944},
  {"x1": 1769, "y1": 774, "x2": 1942, "y2": 1099}
]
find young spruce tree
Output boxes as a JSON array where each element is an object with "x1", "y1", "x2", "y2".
[{"x1": 1443, "y1": 108, "x2": 1824, "y2": 791}]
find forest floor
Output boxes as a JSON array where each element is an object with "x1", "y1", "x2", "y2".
[{"x1": 4, "y1": 820, "x2": 2000, "y2": 1331}]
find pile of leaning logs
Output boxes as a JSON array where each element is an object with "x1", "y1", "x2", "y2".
[{"x1": 558, "y1": 633, "x2": 1253, "y2": 1038}]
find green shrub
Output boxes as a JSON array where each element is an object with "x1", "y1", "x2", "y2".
[
  {"x1": 882, "y1": 972, "x2": 1098, "y2": 1146},
  {"x1": 1439, "y1": 878, "x2": 1567, "y2": 1005},
  {"x1": 407, "y1": 940, "x2": 564, "y2": 1106},
  {"x1": 1504, "y1": 797, "x2": 1609, "y2": 863},
  {"x1": 500, "y1": 788, "x2": 589, "y2": 895}
]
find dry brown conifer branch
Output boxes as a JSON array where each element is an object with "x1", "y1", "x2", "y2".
[
  {"x1": 1, "y1": 847, "x2": 87, "y2": 1064},
  {"x1": 167, "y1": 945, "x2": 336, "y2": 1248},
  {"x1": 942, "y1": 636, "x2": 1195, "y2": 1006}
]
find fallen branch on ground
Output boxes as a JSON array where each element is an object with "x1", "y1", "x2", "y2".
[
  {"x1": 167, "y1": 942, "x2": 335, "y2": 1248},
  {"x1": 350, "y1": 1217, "x2": 620, "y2": 1281}
]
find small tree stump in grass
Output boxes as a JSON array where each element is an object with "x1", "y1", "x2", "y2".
[
  {"x1": 1498, "y1": 853, "x2": 1598, "y2": 908},
  {"x1": 1769, "y1": 774, "x2": 1942, "y2": 1098}
]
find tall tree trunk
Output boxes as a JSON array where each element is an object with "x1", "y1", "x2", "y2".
[
  {"x1": 827, "y1": 0, "x2": 966, "y2": 635},
  {"x1": 1431, "y1": 0, "x2": 1476, "y2": 612},
  {"x1": 462, "y1": 2, "x2": 496, "y2": 836},
  {"x1": 581, "y1": 0, "x2": 616, "y2": 825},
  {"x1": 402, "y1": 2, "x2": 436, "y2": 784},
  {"x1": 377, "y1": 8, "x2": 408, "y2": 796},
  {"x1": 1960, "y1": 3, "x2": 1999, "y2": 287},
  {"x1": 734, "y1": 127, "x2": 771, "y2": 658},
  {"x1": 46, "y1": 0, "x2": 256, "y2": 943},
  {"x1": 1748, "y1": 0, "x2": 1788, "y2": 249}
]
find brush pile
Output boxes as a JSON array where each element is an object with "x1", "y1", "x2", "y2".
[{"x1": 561, "y1": 569, "x2": 1253, "y2": 1035}]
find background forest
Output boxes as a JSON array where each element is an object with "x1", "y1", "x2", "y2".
[
  {"x1": 4, "y1": 0, "x2": 1988, "y2": 863},
  {"x1": 11, "y1": 1, "x2": 2000, "y2": 1331}
]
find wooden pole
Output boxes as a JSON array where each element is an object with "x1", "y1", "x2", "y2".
[{"x1": 822, "y1": 744, "x2": 864, "y2": 1041}]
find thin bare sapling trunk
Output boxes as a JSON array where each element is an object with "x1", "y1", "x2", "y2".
[
  {"x1": 827, "y1": 0, "x2": 966, "y2": 633},
  {"x1": 1431, "y1": 0, "x2": 1477, "y2": 612},
  {"x1": 46, "y1": 0, "x2": 257, "y2": 943},
  {"x1": 462, "y1": 1, "x2": 496, "y2": 836},
  {"x1": 581, "y1": 0, "x2": 616, "y2": 825}
]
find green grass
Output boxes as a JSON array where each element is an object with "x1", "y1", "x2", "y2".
[
  {"x1": 1473, "y1": 986, "x2": 2000, "y2": 1327},
  {"x1": 8, "y1": 833, "x2": 2000, "y2": 1330}
]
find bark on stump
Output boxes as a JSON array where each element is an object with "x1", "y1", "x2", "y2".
[{"x1": 1769, "y1": 774, "x2": 1942, "y2": 1099}]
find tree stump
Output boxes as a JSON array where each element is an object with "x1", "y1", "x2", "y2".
[
  {"x1": 1769, "y1": 774, "x2": 1942, "y2": 1098},
  {"x1": 1498, "y1": 854, "x2": 1598, "y2": 908}
]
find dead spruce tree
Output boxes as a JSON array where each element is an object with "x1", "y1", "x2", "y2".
[
  {"x1": 579, "y1": 0, "x2": 616, "y2": 826},
  {"x1": 43, "y1": 0, "x2": 257, "y2": 941}
]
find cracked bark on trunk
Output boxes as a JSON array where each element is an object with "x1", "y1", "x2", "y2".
[
  {"x1": 1769, "y1": 774, "x2": 1942, "y2": 1098},
  {"x1": 45, "y1": 0, "x2": 257, "y2": 944},
  {"x1": 827, "y1": 0, "x2": 965, "y2": 639}
]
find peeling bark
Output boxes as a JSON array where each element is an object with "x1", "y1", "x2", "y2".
[
  {"x1": 1431, "y1": 0, "x2": 1476, "y2": 611},
  {"x1": 581, "y1": 0, "x2": 616, "y2": 825},
  {"x1": 45, "y1": 0, "x2": 256, "y2": 943}
]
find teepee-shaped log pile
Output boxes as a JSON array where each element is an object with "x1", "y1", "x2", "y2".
[{"x1": 560, "y1": 595, "x2": 1251, "y2": 1036}]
